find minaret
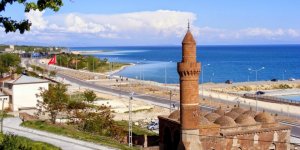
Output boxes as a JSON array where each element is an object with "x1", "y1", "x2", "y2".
[{"x1": 177, "y1": 25, "x2": 202, "y2": 149}]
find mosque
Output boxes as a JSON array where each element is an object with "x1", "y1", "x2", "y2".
[{"x1": 158, "y1": 27, "x2": 291, "y2": 150}]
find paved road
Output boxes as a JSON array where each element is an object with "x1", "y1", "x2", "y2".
[
  {"x1": 58, "y1": 72, "x2": 215, "y2": 112},
  {"x1": 3, "y1": 118, "x2": 115, "y2": 150},
  {"x1": 59, "y1": 73, "x2": 300, "y2": 139}
]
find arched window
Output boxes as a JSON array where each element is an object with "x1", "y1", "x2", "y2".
[{"x1": 269, "y1": 143, "x2": 276, "y2": 150}]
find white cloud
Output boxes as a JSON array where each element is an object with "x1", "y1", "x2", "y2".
[
  {"x1": 242, "y1": 28, "x2": 285, "y2": 37},
  {"x1": 197, "y1": 27, "x2": 300, "y2": 44},
  {"x1": 1, "y1": 10, "x2": 299, "y2": 46},
  {"x1": 287, "y1": 29, "x2": 300, "y2": 37},
  {"x1": 25, "y1": 10, "x2": 48, "y2": 30}
]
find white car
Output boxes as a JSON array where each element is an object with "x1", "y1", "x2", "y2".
[
  {"x1": 147, "y1": 121, "x2": 159, "y2": 130},
  {"x1": 288, "y1": 78, "x2": 296, "y2": 81}
]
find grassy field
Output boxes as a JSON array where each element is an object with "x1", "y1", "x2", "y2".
[
  {"x1": 0, "y1": 133, "x2": 61, "y2": 150},
  {"x1": 55, "y1": 54, "x2": 130, "y2": 73},
  {"x1": 115, "y1": 120, "x2": 157, "y2": 136},
  {"x1": 21, "y1": 120, "x2": 153, "y2": 150},
  {"x1": 95, "y1": 62, "x2": 129, "y2": 73}
]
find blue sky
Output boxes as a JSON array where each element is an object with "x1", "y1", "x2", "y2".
[{"x1": 1, "y1": 0, "x2": 300, "y2": 46}]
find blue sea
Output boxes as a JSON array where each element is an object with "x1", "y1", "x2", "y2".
[{"x1": 71, "y1": 45, "x2": 300, "y2": 84}]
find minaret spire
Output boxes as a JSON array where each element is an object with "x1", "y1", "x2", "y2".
[
  {"x1": 178, "y1": 28, "x2": 202, "y2": 149},
  {"x1": 188, "y1": 20, "x2": 190, "y2": 30}
]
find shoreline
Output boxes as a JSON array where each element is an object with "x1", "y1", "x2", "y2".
[
  {"x1": 29, "y1": 58, "x2": 300, "y2": 117},
  {"x1": 71, "y1": 50, "x2": 108, "y2": 55},
  {"x1": 106, "y1": 63, "x2": 135, "y2": 76},
  {"x1": 38, "y1": 58, "x2": 300, "y2": 100}
]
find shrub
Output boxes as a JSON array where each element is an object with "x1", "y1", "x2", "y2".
[
  {"x1": 278, "y1": 84, "x2": 292, "y2": 89},
  {"x1": 0, "y1": 133, "x2": 60, "y2": 150}
]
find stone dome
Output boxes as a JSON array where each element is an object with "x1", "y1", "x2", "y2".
[
  {"x1": 205, "y1": 113, "x2": 221, "y2": 122},
  {"x1": 225, "y1": 111, "x2": 240, "y2": 120},
  {"x1": 254, "y1": 111, "x2": 275, "y2": 123},
  {"x1": 231, "y1": 107, "x2": 246, "y2": 114},
  {"x1": 235, "y1": 114, "x2": 257, "y2": 125},
  {"x1": 243, "y1": 108, "x2": 257, "y2": 117},
  {"x1": 199, "y1": 116, "x2": 213, "y2": 125},
  {"x1": 214, "y1": 116, "x2": 237, "y2": 127},
  {"x1": 168, "y1": 110, "x2": 180, "y2": 120},
  {"x1": 213, "y1": 108, "x2": 225, "y2": 116},
  {"x1": 199, "y1": 110, "x2": 209, "y2": 117}
]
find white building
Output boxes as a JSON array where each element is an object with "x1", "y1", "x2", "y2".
[
  {"x1": 4, "y1": 48, "x2": 14, "y2": 53},
  {"x1": 3, "y1": 75, "x2": 49, "y2": 111},
  {"x1": 9, "y1": 45, "x2": 14, "y2": 50}
]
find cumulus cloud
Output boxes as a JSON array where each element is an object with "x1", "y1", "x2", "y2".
[
  {"x1": 1, "y1": 10, "x2": 299, "y2": 46},
  {"x1": 25, "y1": 10, "x2": 48, "y2": 30}
]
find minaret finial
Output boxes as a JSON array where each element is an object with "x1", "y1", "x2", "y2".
[{"x1": 187, "y1": 19, "x2": 190, "y2": 30}]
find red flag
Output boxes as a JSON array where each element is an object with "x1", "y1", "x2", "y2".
[{"x1": 48, "y1": 55, "x2": 57, "y2": 65}]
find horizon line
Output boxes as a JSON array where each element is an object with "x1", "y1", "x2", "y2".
[{"x1": 69, "y1": 43, "x2": 300, "y2": 48}]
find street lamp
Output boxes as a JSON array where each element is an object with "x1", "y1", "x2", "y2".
[
  {"x1": 110, "y1": 57, "x2": 118, "y2": 74},
  {"x1": 142, "y1": 59, "x2": 146, "y2": 80},
  {"x1": 248, "y1": 67, "x2": 265, "y2": 112},
  {"x1": 248, "y1": 67, "x2": 265, "y2": 81},
  {"x1": 128, "y1": 92, "x2": 134, "y2": 147},
  {"x1": 169, "y1": 90, "x2": 173, "y2": 114},
  {"x1": 164, "y1": 61, "x2": 173, "y2": 86},
  {"x1": 201, "y1": 64, "x2": 210, "y2": 100},
  {"x1": 210, "y1": 72, "x2": 214, "y2": 82},
  {"x1": 283, "y1": 70, "x2": 286, "y2": 80}
]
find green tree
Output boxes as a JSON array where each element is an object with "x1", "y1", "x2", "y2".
[
  {"x1": 49, "y1": 70, "x2": 57, "y2": 77},
  {"x1": 79, "y1": 106, "x2": 123, "y2": 138},
  {"x1": 83, "y1": 90, "x2": 97, "y2": 103},
  {"x1": 37, "y1": 83, "x2": 69, "y2": 124},
  {"x1": 0, "y1": 53, "x2": 21, "y2": 76},
  {"x1": 86, "y1": 56, "x2": 99, "y2": 71},
  {"x1": 0, "y1": 0, "x2": 63, "y2": 34}
]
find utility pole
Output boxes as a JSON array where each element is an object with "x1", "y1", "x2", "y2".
[
  {"x1": 0, "y1": 98, "x2": 7, "y2": 133},
  {"x1": 128, "y1": 92, "x2": 134, "y2": 147},
  {"x1": 201, "y1": 64, "x2": 210, "y2": 100},
  {"x1": 169, "y1": 90, "x2": 173, "y2": 114},
  {"x1": 93, "y1": 58, "x2": 95, "y2": 72},
  {"x1": 76, "y1": 55, "x2": 78, "y2": 70},
  {"x1": 248, "y1": 67, "x2": 265, "y2": 111},
  {"x1": 60, "y1": 55, "x2": 62, "y2": 67},
  {"x1": 165, "y1": 64, "x2": 167, "y2": 86}
]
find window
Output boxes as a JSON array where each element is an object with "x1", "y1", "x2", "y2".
[{"x1": 269, "y1": 143, "x2": 276, "y2": 150}]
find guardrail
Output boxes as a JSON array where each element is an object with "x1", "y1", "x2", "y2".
[
  {"x1": 243, "y1": 94, "x2": 300, "y2": 106},
  {"x1": 209, "y1": 89, "x2": 300, "y2": 106}
]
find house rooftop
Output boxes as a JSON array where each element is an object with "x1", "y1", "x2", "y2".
[
  {"x1": 6, "y1": 75, "x2": 48, "y2": 85},
  {"x1": 0, "y1": 91, "x2": 7, "y2": 96}
]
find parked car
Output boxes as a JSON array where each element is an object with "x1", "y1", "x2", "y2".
[
  {"x1": 288, "y1": 78, "x2": 296, "y2": 81},
  {"x1": 147, "y1": 121, "x2": 159, "y2": 130},
  {"x1": 225, "y1": 80, "x2": 233, "y2": 84},
  {"x1": 256, "y1": 91, "x2": 265, "y2": 95},
  {"x1": 270, "y1": 78, "x2": 278, "y2": 82}
]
